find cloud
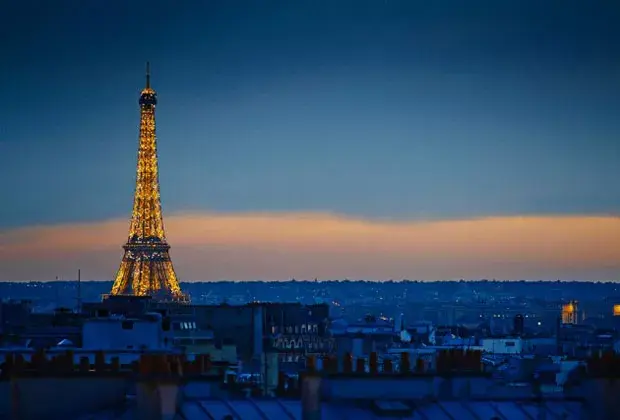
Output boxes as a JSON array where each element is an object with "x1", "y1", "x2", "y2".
[{"x1": 0, "y1": 212, "x2": 619, "y2": 281}]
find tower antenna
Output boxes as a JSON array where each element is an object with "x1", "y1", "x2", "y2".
[{"x1": 145, "y1": 62, "x2": 151, "y2": 89}]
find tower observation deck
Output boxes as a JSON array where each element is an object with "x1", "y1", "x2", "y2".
[{"x1": 110, "y1": 63, "x2": 188, "y2": 303}]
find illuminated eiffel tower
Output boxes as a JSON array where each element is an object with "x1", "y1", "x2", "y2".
[{"x1": 110, "y1": 63, "x2": 188, "y2": 303}]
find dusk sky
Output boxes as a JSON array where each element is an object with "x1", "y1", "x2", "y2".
[{"x1": 1, "y1": 1, "x2": 619, "y2": 281}]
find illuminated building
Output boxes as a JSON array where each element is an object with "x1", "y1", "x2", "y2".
[
  {"x1": 613, "y1": 305, "x2": 620, "y2": 316},
  {"x1": 110, "y1": 63, "x2": 188, "y2": 303},
  {"x1": 561, "y1": 300, "x2": 578, "y2": 324}
]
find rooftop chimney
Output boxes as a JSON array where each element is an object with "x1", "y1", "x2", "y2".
[{"x1": 301, "y1": 373, "x2": 322, "y2": 420}]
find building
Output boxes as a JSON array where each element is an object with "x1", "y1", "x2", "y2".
[
  {"x1": 266, "y1": 303, "x2": 332, "y2": 366},
  {"x1": 82, "y1": 295, "x2": 153, "y2": 318},
  {"x1": 4, "y1": 350, "x2": 612, "y2": 419},
  {"x1": 0, "y1": 303, "x2": 83, "y2": 349},
  {"x1": 0, "y1": 300, "x2": 32, "y2": 336},
  {"x1": 331, "y1": 315, "x2": 396, "y2": 362},
  {"x1": 78, "y1": 295, "x2": 331, "y2": 370},
  {"x1": 109, "y1": 63, "x2": 187, "y2": 302},
  {"x1": 481, "y1": 337, "x2": 524, "y2": 354},
  {"x1": 562, "y1": 301, "x2": 580, "y2": 325},
  {"x1": 82, "y1": 312, "x2": 173, "y2": 351}
]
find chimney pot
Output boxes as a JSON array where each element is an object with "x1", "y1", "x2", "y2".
[
  {"x1": 384, "y1": 359, "x2": 393, "y2": 373},
  {"x1": 343, "y1": 353, "x2": 353, "y2": 373},
  {"x1": 110, "y1": 356, "x2": 120, "y2": 372},
  {"x1": 79, "y1": 356, "x2": 90, "y2": 372},
  {"x1": 400, "y1": 352, "x2": 410, "y2": 374},
  {"x1": 369, "y1": 352, "x2": 378, "y2": 375},
  {"x1": 95, "y1": 351, "x2": 106, "y2": 372},
  {"x1": 306, "y1": 355, "x2": 316, "y2": 372},
  {"x1": 356, "y1": 358, "x2": 365, "y2": 374}
]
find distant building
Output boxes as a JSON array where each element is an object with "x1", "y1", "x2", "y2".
[
  {"x1": 514, "y1": 314, "x2": 525, "y2": 335},
  {"x1": 331, "y1": 315, "x2": 396, "y2": 360},
  {"x1": 0, "y1": 300, "x2": 33, "y2": 337},
  {"x1": 562, "y1": 301, "x2": 579, "y2": 325},
  {"x1": 481, "y1": 337, "x2": 523, "y2": 354}
]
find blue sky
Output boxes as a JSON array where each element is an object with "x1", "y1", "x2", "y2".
[{"x1": 1, "y1": 0, "x2": 620, "y2": 229}]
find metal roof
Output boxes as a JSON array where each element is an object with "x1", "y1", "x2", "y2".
[
  {"x1": 75, "y1": 397, "x2": 585, "y2": 419},
  {"x1": 178, "y1": 398, "x2": 584, "y2": 420}
]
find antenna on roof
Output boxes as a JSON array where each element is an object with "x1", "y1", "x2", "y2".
[{"x1": 77, "y1": 269, "x2": 82, "y2": 314}]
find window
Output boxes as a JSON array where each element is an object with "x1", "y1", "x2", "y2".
[
  {"x1": 122, "y1": 321, "x2": 134, "y2": 330},
  {"x1": 505, "y1": 341, "x2": 515, "y2": 347},
  {"x1": 162, "y1": 319, "x2": 171, "y2": 331}
]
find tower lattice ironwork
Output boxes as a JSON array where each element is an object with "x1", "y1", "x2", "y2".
[{"x1": 110, "y1": 63, "x2": 188, "y2": 302}]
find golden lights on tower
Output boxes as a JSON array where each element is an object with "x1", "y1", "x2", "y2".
[{"x1": 109, "y1": 63, "x2": 187, "y2": 302}]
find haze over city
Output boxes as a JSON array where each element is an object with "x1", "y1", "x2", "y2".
[{"x1": 1, "y1": 1, "x2": 619, "y2": 281}]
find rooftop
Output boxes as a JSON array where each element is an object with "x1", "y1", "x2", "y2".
[
  {"x1": 79, "y1": 395, "x2": 585, "y2": 420},
  {"x1": 178, "y1": 397, "x2": 585, "y2": 420},
  {"x1": 3, "y1": 350, "x2": 620, "y2": 419}
]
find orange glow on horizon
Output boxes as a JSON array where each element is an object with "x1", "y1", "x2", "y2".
[{"x1": 0, "y1": 212, "x2": 619, "y2": 282}]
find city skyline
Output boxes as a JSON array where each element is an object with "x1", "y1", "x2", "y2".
[{"x1": 1, "y1": 1, "x2": 619, "y2": 281}]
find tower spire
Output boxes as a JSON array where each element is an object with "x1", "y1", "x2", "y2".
[{"x1": 145, "y1": 61, "x2": 151, "y2": 89}]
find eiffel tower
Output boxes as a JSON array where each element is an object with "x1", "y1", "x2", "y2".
[{"x1": 110, "y1": 63, "x2": 188, "y2": 303}]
